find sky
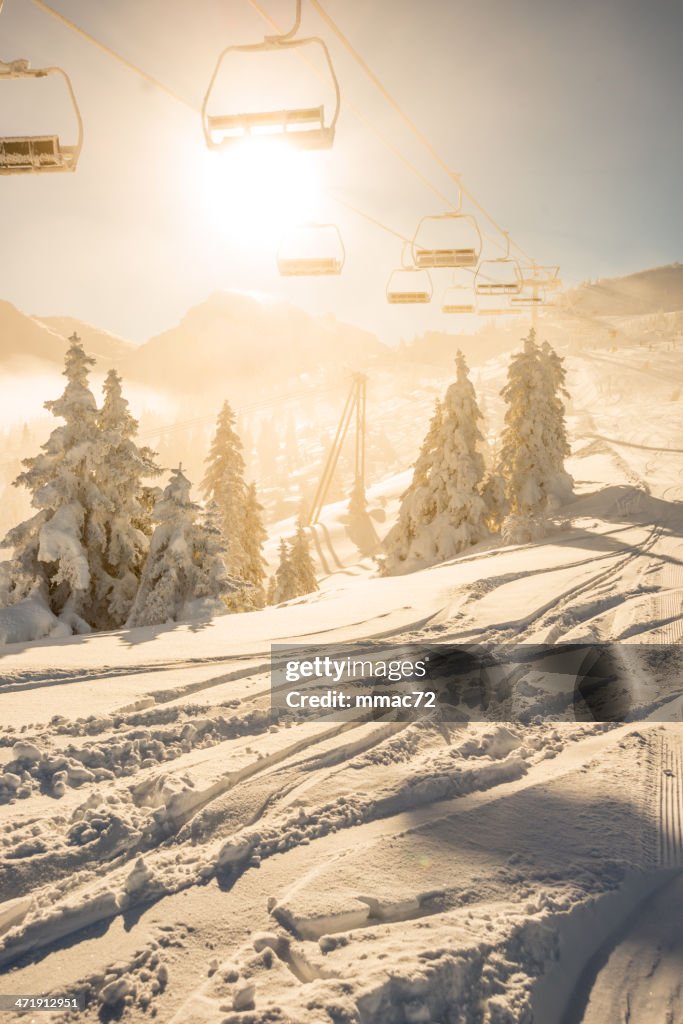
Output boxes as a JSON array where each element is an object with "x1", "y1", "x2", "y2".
[{"x1": 0, "y1": 0, "x2": 681, "y2": 344}]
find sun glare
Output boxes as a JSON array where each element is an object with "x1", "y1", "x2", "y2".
[{"x1": 199, "y1": 140, "x2": 323, "y2": 257}]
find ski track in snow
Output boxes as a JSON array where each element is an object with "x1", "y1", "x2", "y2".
[
  {"x1": 658, "y1": 731, "x2": 683, "y2": 868},
  {"x1": 2, "y1": 344, "x2": 683, "y2": 1021}
]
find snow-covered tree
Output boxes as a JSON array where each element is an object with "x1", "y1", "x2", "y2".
[
  {"x1": 88, "y1": 369, "x2": 161, "y2": 628},
  {"x1": 202, "y1": 401, "x2": 248, "y2": 578},
  {"x1": 481, "y1": 467, "x2": 508, "y2": 534},
  {"x1": 239, "y1": 482, "x2": 267, "y2": 607},
  {"x1": 539, "y1": 340, "x2": 573, "y2": 501},
  {"x1": 127, "y1": 467, "x2": 239, "y2": 628},
  {"x1": 195, "y1": 500, "x2": 242, "y2": 607},
  {"x1": 1, "y1": 334, "x2": 110, "y2": 632},
  {"x1": 382, "y1": 399, "x2": 443, "y2": 566},
  {"x1": 383, "y1": 353, "x2": 487, "y2": 572},
  {"x1": 289, "y1": 524, "x2": 318, "y2": 597},
  {"x1": 497, "y1": 332, "x2": 546, "y2": 539},
  {"x1": 269, "y1": 537, "x2": 298, "y2": 604},
  {"x1": 268, "y1": 527, "x2": 318, "y2": 604},
  {"x1": 497, "y1": 331, "x2": 572, "y2": 542}
]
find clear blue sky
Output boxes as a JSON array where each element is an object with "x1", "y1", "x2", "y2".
[{"x1": 1, "y1": 0, "x2": 681, "y2": 343}]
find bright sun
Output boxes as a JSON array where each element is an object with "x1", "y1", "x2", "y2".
[{"x1": 199, "y1": 140, "x2": 324, "y2": 256}]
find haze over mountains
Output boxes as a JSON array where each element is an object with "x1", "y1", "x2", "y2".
[
  {"x1": 564, "y1": 263, "x2": 683, "y2": 317},
  {"x1": 0, "y1": 292, "x2": 387, "y2": 399},
  {"x1": 0, "y1": 264, "x2": 681, "y2": 399}
]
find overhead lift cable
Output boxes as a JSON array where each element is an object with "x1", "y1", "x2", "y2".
[
  {"x1": 308, "y1": 0, "x2": 536, "y2": 267},
  {"x1": 29, "y1": 0, "x2": 196, "y2": 112},
  {"x1": 247, "y1": 0, "x2": 527, "y2": 263}
]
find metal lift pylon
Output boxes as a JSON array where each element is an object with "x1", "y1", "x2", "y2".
[{"x1": 306, "y1": 372, "x2": 367, "y2": 526}]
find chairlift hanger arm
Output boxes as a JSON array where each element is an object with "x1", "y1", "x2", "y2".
[
  {"x1": 48, "y1": 64, "x2": 83, "y2": 155},
  {"x1": 266, "y1": 0, "x2": 302, "y2": 43}
]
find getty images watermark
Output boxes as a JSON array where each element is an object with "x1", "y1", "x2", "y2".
[{"x1": 271, "y1": 642, "x2": 683, "y2": 724}]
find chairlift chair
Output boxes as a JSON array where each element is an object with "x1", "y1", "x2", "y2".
[
  {"x1": 521, "y1": 264, "x2": 561, "y2": 291},
  {"x1": 0, "y1": 59, "x2": 83, "y2": 174},
  {"x1": 412, "y1": 212, "x2": 482, "y2": 269},
  {"x1": 475, "y1": 258, "x2": 523, "y2": 296},
  {"x1": 386, "y1": 267, "x2": 433, "y2": 304},
  {"x1": 202, "y1": 2, "x2": 340, "y2": 154},
  {"x1": 441, "y1": 268, "x2": 477, "y2": 314},
  {"x1": 278, "y1": 223, "x2": 345, "y2": 276}
]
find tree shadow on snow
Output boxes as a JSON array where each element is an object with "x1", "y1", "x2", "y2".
[{"x1": 116, "y1": 615, "x2": 215, "y2": 649}]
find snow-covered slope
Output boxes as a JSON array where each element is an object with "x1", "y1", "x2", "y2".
[{"x1": 2, "y1": 338, "x2": 683, "y2": 1022}]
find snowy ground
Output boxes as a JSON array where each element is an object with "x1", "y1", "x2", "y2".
[{"x1": 2, "y1": 340, "x2": 683, "y2": 1023}]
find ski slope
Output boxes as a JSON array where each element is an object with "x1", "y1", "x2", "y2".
[{"x1": 1, "y1": 342, "x2": 683, "y2": 1022}]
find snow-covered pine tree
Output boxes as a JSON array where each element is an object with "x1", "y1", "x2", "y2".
[
  {"x1": 127, "y1": 467, "x2": 238, "y2": 627},
  {"x1": 269, "y1": 537, "x2": 299, "y2": 604},
  {"x1": 202, "y1": 401, "x2": 248, "y2": 578},
  {"x1": 481, "y1": 467, "x2": 508, "y2": 534},
  {"x1": 497, "y1": 330, "x2": 572, "y2": 542},
  {"x1": 239, "y1": 482, "x2": 268, "y2": 607},
  {"x1": 381, "y1": 398, "x2": 443, "y2": 567},
  {"x1": 497, "y1": 329, "x2": 573, "y2": 540},
  {"x1": 194, "y1": 500, "x2": 243, "y2": 610},
  {"x1": 384, "y1": 352, "x2": 487, "y2": 571},
  {"x1": 289, "y1": 524, "x2": 318, "y2": 597},
  {"x1": 89, "y1": 369, "x2": 161, "y2": 628},
  {"x1": 497, "y1": 332, "x2": 544, "y2": 542},
  {"x1": 1, "y1": 334, "x2": 110, "y2": 632},
  {"x1": 538, "y1": 340, "x2": 573, "y2": 502}
]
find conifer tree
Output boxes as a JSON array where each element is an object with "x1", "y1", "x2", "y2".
[
  {"x1": 1, "y1": 334, "x2": 109, "y2": 631},
  {"x1": 127, "y1": 467, "x2": 239, "y2": 627},
  {"x1": 384, "y1": 353, "x2": 487, "y2": 572},
  {"x1": 497, "y1": 331, "x2": 572, "y2": 541},
  {"x1": 195, "y1": 500, "x2": 241, "y2": 607},
  {"x1": 269, "y1": 537, "x2": 299, "y2": 604},
  {"x1": 89, "y1": 369, "x2": 161, "y2": 628},
  {"x1": 289, "y1": 524, "x2": 319, "y2": 597},
  {"x1": 539, "y1": 340, "x2": 573, "y2": 500},
  {"x1": 239, "y1": 482, "x2": 268, "y2": 607},
  {"x1": 498, "y1": 332, "x2": 544, "y2": 535},
  {"x1": 202, "y1": 401, "x2": 248, "y2": 578},
  {"x1": 382, "y1": 398, "x2": 443, "y2": 566}
]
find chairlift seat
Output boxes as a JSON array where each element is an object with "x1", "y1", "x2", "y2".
[
  {"x1": 207, "y1": 105, "x2": 333, "y2": 149},
  {"x1": 0, "y1": 135, "x2": 75, "y2": 173},
  {"x1": 387, "y1": 291, "x2": 431, "y2": 304},
  {"x1": 278, "y1": 256, "x2": 343, "y2": 276},
  {"x1": 476, "y1": 282, "x2": 521, "y2": 295},
  {"x1": 414, "y1": 247, "x2": 478, "y2": 269},
  {"x1": 442, "y1": 302, "x2": 476, "y2": 314}
]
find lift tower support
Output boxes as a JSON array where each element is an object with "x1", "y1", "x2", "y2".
[{"x1": 306, "y1": 372, "x2": 367, "y2": 526}]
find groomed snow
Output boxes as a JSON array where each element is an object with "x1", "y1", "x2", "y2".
[{"x1": 2, "y1": 339, "x2": 683, "y2": 1021}]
